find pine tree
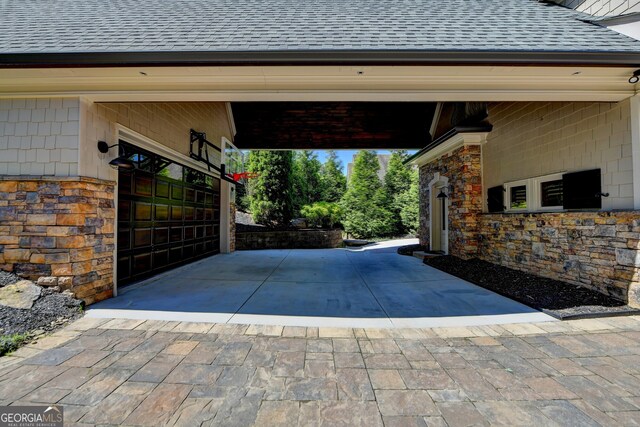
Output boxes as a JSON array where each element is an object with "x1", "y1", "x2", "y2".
[
  {"x1": 320, "y1": 150, "x2": 347, "y2": 203},
  {"x1": 291, "y1": 150, "x2": 324, "y2": 215},
  {"x1": 246, "y1": 150, "x2": 294, "y2": 227},
  {"x1": 383, "y1": 150, "x2": 415, "y2": 235},
  {"x1": 340, "y1": 150, "x2": 394, "y2": 238}
]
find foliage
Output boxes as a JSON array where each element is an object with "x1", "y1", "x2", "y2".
[
  {"x1": 396, "y1": 168, "x2": 420, "y2": 234},
  {"x1": 300, "y1": 201, "x2": 343, "y2": 228},
  {"x1": 384, "y1": 150, "x2": 419, "y2": 236},
  {"x1": 320, "y1": 151, "x2": 347, "y2": 203},
  {"x1": 234, "y1": 181, "x2": 250, "y2": 212},
  {"x1": 340, "y1": 150, "x2": 394, "y2": 238},
  {"x1": 291, "y1": 151, "x2": 324, "y2": 215},
  {"x1": 0, "y1": 333, "x2": 29, "y2": 357},
  {"x1": 246, "y1": 150, "x2": 294, "y2": 227}
]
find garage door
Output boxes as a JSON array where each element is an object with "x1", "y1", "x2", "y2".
[{"x1": 117, "y1": 141, "x2": 221, "y2": 287}]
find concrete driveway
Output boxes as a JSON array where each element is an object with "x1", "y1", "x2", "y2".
[{"x1": 89, "y1": 239, "x2": 554, "y2": 328}]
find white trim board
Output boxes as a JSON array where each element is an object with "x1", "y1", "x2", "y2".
[
  {"x1": 408, "y1": 132, "x2": 489, "y2": 166},
  {"x1": 116, "y1": 124, "x2": 221, "y2": 179},
  {"x1": 631, "y1": 93, "x2": 640, "y2": 209}
]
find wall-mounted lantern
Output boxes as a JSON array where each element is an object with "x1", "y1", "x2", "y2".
[{"x1": 97, "y1": 141, "x2": 135, "y2": 171}]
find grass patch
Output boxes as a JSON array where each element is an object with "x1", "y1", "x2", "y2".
[{"x1": 0, "y1": 333, "x2": 30, "y2": 356}]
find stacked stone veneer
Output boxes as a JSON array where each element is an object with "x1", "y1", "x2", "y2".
[
  {"x1": 419, "y1": 144, "x2": 483, "y2": 259},
  {"x1": 230, "y1": 202, "x2": 237, "y2": 252},
  {"x1": 478, "y1": 212, "x2": 640, "y2": 303},
  {"x1": 0, "y1": 177, "x2": 115, "y2": 304},
  {"x1": 236, "y1": 229, "x2": 343, "y2": 250}
]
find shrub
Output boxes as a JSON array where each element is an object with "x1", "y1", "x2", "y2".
[
  {"x1": 0, "y1": 333, "x2": 29, "y2": 356},
  {"x1": 301, "y1": 202, "x2": 343, "y2": 228}
]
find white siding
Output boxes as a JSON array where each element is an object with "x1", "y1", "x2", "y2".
[
  {"x1": 483, "y1": 100, "x2": 634, "y2": 210},
  {"x1": 0, "y1": 98, "x2": 79, "y2": 176}
]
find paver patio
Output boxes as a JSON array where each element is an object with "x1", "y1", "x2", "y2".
[{"x1": 2, "y1": 315, "x2": 640, "y2": 426}]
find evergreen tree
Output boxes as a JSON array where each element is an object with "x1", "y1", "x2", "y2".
[
  {"x1": 383, "y1": 150, "x2": 414, "y2": 234},
  {"x1": 320, "y1": 150, "x2": 347, "y2": 203},
  {"x1": 246, "y1": 150, "x2": 294, "y2": 227},
  {"x1": 291, "y1": 150, "x2": 323, "y2": 215},
  {"x1": 396, "y1": 168, "x2": 420, "y2": 234},
  {"x1": 340, "y1": 150, "x2": 394, "y2": 238}
]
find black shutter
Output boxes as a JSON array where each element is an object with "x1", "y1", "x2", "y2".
[
  {"x1": 562, "y1": 169, "x2": 602, "y2": 210},
  {"x1": 487, "y1": 185, "x2": 504, "y2": 213}
]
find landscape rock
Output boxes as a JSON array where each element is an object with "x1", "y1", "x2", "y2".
[{"x1": 0, "y1": 280, "x2": 42, "y2": 309}]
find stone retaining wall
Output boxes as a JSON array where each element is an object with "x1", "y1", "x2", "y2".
[
  {"x1": 0, "y1": 176, "x2": 115, "y2": 304},
  {"x1": 230, "y1": 202, "x2": 236, "y2": 252},
  {"x1": 235, "y1": 228, "x2": 343, "y2": 250},
  {"x1": 478, "y1": 211, "x2": 640, "y2": 304}
]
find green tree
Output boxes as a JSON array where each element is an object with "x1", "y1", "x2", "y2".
[
  {"x1": 383, "y1": 150, "x2": 415, "y2": 235},
  {"x1": 396, "y1": 168, "x2": 420, "y2": 234},
  {"x1": 320, "y1": 151, "x2": 347, "y2": 203},
  {"x1": 340, "y1": 150, "x2": 394, "y2": 238},
  {"x1": 246, "y1": 150, "x2": 294, "y2": 227},
  {"x1": 291, "y1": 150, "x2": 323, "y2": 215},
  {"x1": 300, "y1": 201, "x2": 343, "y2": 228}
]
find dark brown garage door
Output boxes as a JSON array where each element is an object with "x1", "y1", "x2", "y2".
[{"x1": 117, "y1": 141, "x2": 220, "y2": 287}]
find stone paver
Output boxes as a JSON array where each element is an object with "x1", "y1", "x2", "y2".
[{"x1": 4, "y1": 316, "x2": 640, "y2": 425}]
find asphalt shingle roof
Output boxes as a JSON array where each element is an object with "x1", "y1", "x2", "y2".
[{"x1": 0, "y1": 0, "x2": 638, "y2": 60}]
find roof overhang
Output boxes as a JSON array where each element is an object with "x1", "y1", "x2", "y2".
[
  {"x1": 1, "y1": 50, "x2": 640, "y2": 68},
  {"x1": 405, "y1": 126, "x2": 493, "y2": 166},
  {"x1": 0, "y1": 65, "x2": 637, "y2": 103}
]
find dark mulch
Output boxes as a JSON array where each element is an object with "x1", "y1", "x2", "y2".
[
  {"x1": 0, "y1": 287, "x2": 84, "y2": 335},
  {"x1": 424, "y1": 256, "x2": 640, "y2": 320},
  {"x1": 0, "y1": 271, "x2": 20, "y2": 287},
  {"x1": 397, "y1": 244, "x2": 426, "y2": 256}
]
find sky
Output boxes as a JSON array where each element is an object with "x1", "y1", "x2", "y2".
[{"x1": 315, "y1": 150, "x2": 416, "y2": 174}]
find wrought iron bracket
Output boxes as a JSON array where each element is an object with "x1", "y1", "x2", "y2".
[{"x1": 189, "y1": 129, "x2": 222, "y2": 173}]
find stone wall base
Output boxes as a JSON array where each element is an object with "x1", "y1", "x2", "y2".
[
  {"x1": 236, "y1": 229, "x2": 343, "y2": 250},
  {"x1": 0, "y1": 176, "x2": 115, "y2": 305},
  {"x1": 419, "y1": 144, "x2": 483, "y2": 259},
  {"x1": 478, "y1": 211, "x2": 640, "y2": 305}
]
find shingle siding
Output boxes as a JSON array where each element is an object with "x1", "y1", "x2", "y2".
[
  {"x1": 483, "y1": 100, "x2": 634, "y2": 210},
  {"x1": 561, "y1": 0, "x2": 640, "y2": 17},
  {"x1": 0, "y1": 98, "x2": 79, "y2": 176}
]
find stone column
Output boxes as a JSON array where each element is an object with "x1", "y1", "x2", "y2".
[{"x1": 418, "y1": 144, "x2": 483, "y2": 259}]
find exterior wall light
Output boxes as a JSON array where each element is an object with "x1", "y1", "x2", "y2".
[
  {"x1": 97, "y1": 141, "x2": 135, "y2": 170},
  {"x1": 109, "y1": 156, "x2": 135, "y2": 170},
  {"x1": 629, "y1": 70, "x2": 640, "y2": 84},
  {"x1": 437, "y1": 190, "x2": 448, "y2": 199}
]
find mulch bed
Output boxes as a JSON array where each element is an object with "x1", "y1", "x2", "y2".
[
  {"x1": 424, "y1": 256, "x2": 640, "y2": 320},
  {"x1": 0, "y1": 270, "x2": 84, "y2": 355},
  {"x1": 397, "y1": 244, "x2": 426, "y2": 256}
]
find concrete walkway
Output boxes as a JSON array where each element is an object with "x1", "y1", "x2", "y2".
[
  {"x1": 2, "y1": 315, "x2": 640, "y2": 426},
  {"x1": 89, "y1": 239, "x2": 554, "y2": 328}
]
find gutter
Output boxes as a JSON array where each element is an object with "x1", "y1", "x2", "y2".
[
  {"x1": 404, "y1": 124, "x2": 494, "y2": 165},
  {"x1": 1, "y1": 50, "x2": 640, "y2": 68}
]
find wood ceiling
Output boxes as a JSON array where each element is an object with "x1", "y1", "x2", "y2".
[{"x1": 231, "y1": 102, "x2": 435, "y2": 149}]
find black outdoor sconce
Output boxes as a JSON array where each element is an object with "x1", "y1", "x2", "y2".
[
  {"x1": 97, "y1": 141, "x2": 135, "y2": 171},
  {"x1": 437, "y1": 189, "x2": 448, "y2": 199},
  {"x1": 629, "y1": 70, "x2": 640, "y2": 84}
]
